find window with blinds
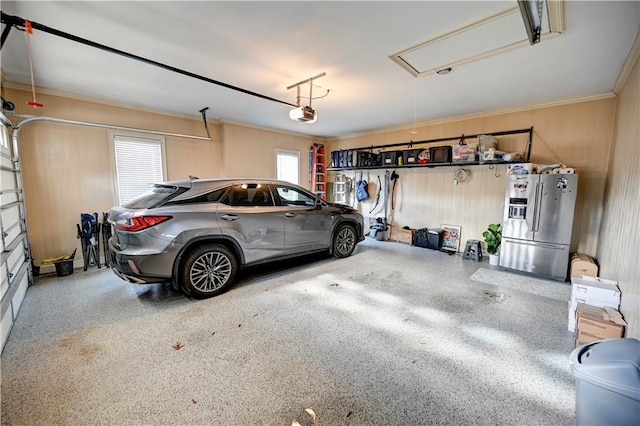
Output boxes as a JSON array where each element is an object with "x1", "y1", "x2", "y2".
[
  {"x1": 113, "y1": 136, "x2": 165, "y2": 205},
  {"x1": 276, "y1": 150, "x2": 299, "y2": 185}
]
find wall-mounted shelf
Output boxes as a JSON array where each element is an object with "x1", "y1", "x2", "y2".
[
  {"x1": 327, "y1": 127, "x2": 533, "y2": 171},
  {"x1": 328, "y1": 159, "x2": 525, "y2": 171}
]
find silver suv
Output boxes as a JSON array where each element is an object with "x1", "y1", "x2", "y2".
[{"x1": 108, "y1": 178, "x2": 365, "y2": 298}]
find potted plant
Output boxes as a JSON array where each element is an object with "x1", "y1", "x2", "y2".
[{"x1": 483, "y1": 223, "x2": 502, "y2": 266}]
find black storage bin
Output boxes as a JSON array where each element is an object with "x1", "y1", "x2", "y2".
[
  {"x1": 380, "y1": 150, "x2": 402, "y2": 166},
  {"x1": 357, "y1": 151, "x2": 382, "y2": 167},
  {"x1": 402, "y1": 149, "x2": 422, "y2": 165},
  {"x1": 427, "y1": 228, "x2": 443, "y2": 250},
  {"x1": 429, "y1": 146, "x2": 452, "y2": 163}
]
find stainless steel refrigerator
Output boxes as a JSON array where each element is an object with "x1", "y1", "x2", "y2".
[{"x1": 499, "y1": 173, "x2": 578, "y2": 280}]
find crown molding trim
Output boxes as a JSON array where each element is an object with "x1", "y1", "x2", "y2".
[{"x1": 613, "y1": 31, "x2": 640, "y2": 95}]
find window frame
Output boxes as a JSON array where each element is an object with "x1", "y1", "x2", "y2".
[
  {"x1": 275, "y1": 149, "x2": 300, "y2": 185},
  {"x1": 109, "y1": 131, "x2": 168, "y2": 206}
]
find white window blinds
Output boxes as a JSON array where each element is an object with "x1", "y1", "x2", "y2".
[
  {"x1": 276, "y1": 150, "x2": 299, "y2": 185},
  {"x1": 113, "y1": 136, "x2": 164, "y2": 205}
]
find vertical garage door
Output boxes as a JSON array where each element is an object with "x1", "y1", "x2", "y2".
[{"x1": 0, "y1": 113, "x2": 31, "y2": 353}]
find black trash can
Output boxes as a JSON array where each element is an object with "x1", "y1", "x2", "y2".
[
  {"x1": 570, "y1": 338, "x2": 640, "y2": 426},
  {"x1": 53, "y1": 259, "x2": 74, "y2": 277}
]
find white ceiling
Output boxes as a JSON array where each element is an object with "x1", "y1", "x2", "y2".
[{"x1": 1, "y1": 1, "x2": 638, "y2": 138}]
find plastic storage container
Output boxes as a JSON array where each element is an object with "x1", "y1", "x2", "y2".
[
  {"x1": 380, "y1": 150, "x2": 402, "y2": 166},
  {"x1": 427, "y1": 228, "x2": 443, "y2": 250},
  {"x1": 570, "y1": 338, "x2": 640, "y2": 426},
  {"x1": 402, "y1": 149, "x2": 421, "y2": 165},
  {"x1": 429, "y1": 146, "x2": 452, "y2": 163}
]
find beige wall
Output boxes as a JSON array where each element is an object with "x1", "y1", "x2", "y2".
[
  {"x1": 597, "y1": 49, "x2": 640, "y2": 339},
  {"x1": 327, "y1": 98, "x2": 616, "y2": 256},
  {"x1": 3, "y1": 87, "x2": 220, "y2": 266},
  {"x1": 220, "y1": 122, "x2": 318, "y2": 186}
]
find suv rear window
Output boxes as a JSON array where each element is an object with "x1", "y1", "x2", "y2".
[
  {"x1": 122, "y1": 185, "x2": 186, "y2": 209},
  {"x1": 166, "y1": 187, "x2": 228, "y2": 206}
]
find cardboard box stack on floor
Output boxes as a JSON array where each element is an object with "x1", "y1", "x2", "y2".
[
  {"x1": 575, "y1": 304, "x2": 626, "y2": 346},
  {"x1": 569, "y1": 276, "x2": 626, "y2": 346},
  {"x1": 570, "y1": 253, "x2": 599, "y2": 279}
]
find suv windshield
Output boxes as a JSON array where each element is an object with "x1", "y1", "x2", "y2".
[{"x1": 122, "y1": 185, "x2": 184, "y2": 209}]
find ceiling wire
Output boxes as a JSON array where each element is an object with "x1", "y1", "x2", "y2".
[{"x1": 410, "y1": 92, "x2": 418, "y2": 135}]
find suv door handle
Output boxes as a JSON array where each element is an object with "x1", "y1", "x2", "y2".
[
  {"x1": 284, "y1": 212, "x2": 297, "y2": 218},
  {"x1": 220, "y1": 214, "x2": 239, "y2": 221}
]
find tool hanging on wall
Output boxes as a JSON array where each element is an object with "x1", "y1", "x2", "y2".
[
  {"x1": 388, "y1": 171, "x2": 400, "y2": 228},
  {"x1": 24, "y1": 20, "x2": 43, "y2": 108},
  {"x1": 369, "y1": 175, "x2": 382, "y2": 214}
]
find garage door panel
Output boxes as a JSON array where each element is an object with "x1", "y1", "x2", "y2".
[
  {"x1": 1, "y1": 115, "x2": 31, "y2": 354},
  {"x1": 7, "y1": 241, "x2": 25, "y2": 277},
  {"x1": 1, "y1": 168, "x2": 17, "y2": 189},
  {"x1": 1, "y1": 306, "x2": 12, "y2": 350},
  {"x1": 1, "y1": 267, "x2": 7, "y2": 300},
  {"x1": 12, "y1": 272, "x2": 28, "y2": 321},
  {"x1": 1, "y1": 205, "x2": 22, "y2": 248},
  {"x1": 0, "y1": 191, "x2": 18, "y2": 206}
]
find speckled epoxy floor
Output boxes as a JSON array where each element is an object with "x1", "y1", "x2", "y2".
[{"x1": 1, "y1": 238, "x2": 576, "y2": 425}]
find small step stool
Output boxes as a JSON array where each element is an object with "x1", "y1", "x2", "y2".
[{"x1": 463, "y1": 239, "x2": 483, "y2": 261}]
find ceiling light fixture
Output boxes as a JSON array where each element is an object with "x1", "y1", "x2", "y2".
[
  {"x1": 287, "y1": 72, "x2": 327, "y2": 124},
  {"x1": 436, "y1": 67, "x2": 452, "y2": 75}
]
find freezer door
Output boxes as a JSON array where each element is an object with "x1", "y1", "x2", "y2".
[
  {"x1": 499, "y1": 238, "x2": 570, "y2": 281},
  {"x1": 533, "y1": 174, "x2": 578, "y2": 245},
  {"x1": 502, "y1": 175, "x2": 537, "y2": 241}
]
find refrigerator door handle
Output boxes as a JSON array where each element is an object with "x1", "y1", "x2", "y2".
[
  {"x1": 530, "y1": 182, "x2": 540, "y2": 233},
  {"x1": 535, "y1": 182, "x2": 544, "y2": 232},
  {"x1": 505, "y1": 239, "x2": 565, "y2": 250}
]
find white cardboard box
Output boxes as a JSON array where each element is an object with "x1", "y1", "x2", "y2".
[
  {"x1": 568, "y1": 277, "x2": 621, "y2": 333},
  {"x1": 570, "y1": 277, "x2": 621, "y2": 306}
]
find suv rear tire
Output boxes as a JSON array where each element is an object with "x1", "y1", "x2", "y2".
[
  {"x1": 181, "y1": 244, "x2": 238, "y2": 298},
  {"x1": 332, "y1": 224, "x2": 357, "y2": 258}
]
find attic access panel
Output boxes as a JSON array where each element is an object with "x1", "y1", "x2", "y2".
[{"x1": 389, "y1": 4, "x2": 562, "y2": 77}]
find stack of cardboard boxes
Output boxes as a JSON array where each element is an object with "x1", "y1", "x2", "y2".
[{"x1": 569, "y1": 270, "x2": 626, "y2": 347}]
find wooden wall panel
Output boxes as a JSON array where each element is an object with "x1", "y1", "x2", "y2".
[
  {"x1": 328, "y1": 98, "x2": 617, "y2": 256},
  {"x1": 597, "y1": 55, "x2": 640, "y2": 339}
]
